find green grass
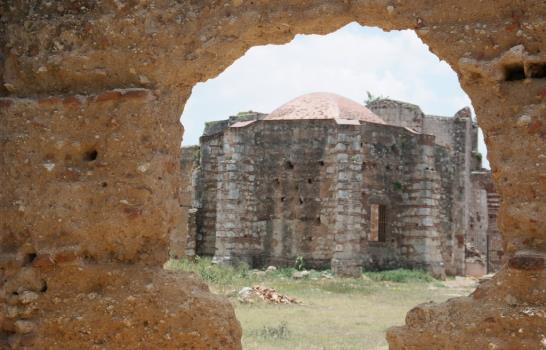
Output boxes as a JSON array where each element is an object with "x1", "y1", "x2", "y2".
[
  {"x1": 364, "y1": 268, "x2": 436, "y2": 283},
  {"x1": 166, "y1": 258, "x2": 476, "y2": 350},
  {"x1": 164, "y1": 256, "x2": 255, "y2": 293}
]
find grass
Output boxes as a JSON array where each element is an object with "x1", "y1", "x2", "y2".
[
  {"x1": 166, "y1": 257, "x2": 476, "y2": 350},
  {"x1": 364, "y1": 268, "x2": 436, "y2": 283}
]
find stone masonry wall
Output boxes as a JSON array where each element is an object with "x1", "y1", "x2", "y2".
[
  {"x1": 214, "y1": 120, "x2": 336, "y2": 268},
  {"x1": 368, "y1": 100, "x2": 425, "y2": 132},
  {"x1": 195, "y1": 134, "x2": 223, "y2": 257},
  {"x1": 176, "y1": 145, "x2": 199, "y2": 258},
  {"x1": 470, "y1": 171, "x2": 504, "y2": 273},
  {"x1": 208, "y1": 119, "x2": 457, "y2": 278},
  {"x1": 359, "y1": 124, "x2": 448, "y2": 278}
]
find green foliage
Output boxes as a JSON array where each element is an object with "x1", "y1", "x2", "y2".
[
  {"x1": 166, "y1": 258, "x2": 436, "y2": 300},
  {"x1": 204, "y1": 120, "x2": 225, "y2": 129},
  {"x1": 294, "y1": 256, "x2": 305, "y2": 271},
  {"x1": 268, "y1": 267, "x2": 297, "y2": 279},
  {"x1": 364, "y1": 91, "x2": 388, "y2": 105},
  {"x1": 393, "y1": 181, "x2": 403, "y2": 191},
  {"x1": 249, "y1": 322, "x2": 290, "y2": 340},
  {"x1": 363, "y1": 269, "x2": 436, "y2": 283},
  {"x1": 165, "y1": 256, "x2": 252, "y2": 290},
  {"x1": 475, "y1": 152, "x2": 483, "y2": 161},
  {"x1": 192, "y1": 147, "x2": 201, "y2": 165}
]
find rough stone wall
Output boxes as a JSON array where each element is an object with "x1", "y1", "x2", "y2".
[
  {"x1": 176, "y1": 145, "x2": 199, "y2": 258},
  {"x1": 0, "y1": 89, "x2": 241, "y2": 348},
  {"x1": 204, "y1": 118, "x2": 457, "y2": 278},
  {"x1": 2, "y1": 1, "x2": 545, "y2": 349},
  {"x1": 470, "y1": 171, "x2": 504, "y2": 273},
  {"x1": 359, "y1": 124, "x2": 443, "y2": 276},
  {"x1": 195, "y1": 134, "x2": 223, "y2": 257},
  {"x1": 213, "y1": 120, "x2": 336, "y2": 268},
  {"x1": 373, "y1": 101, "x2": 483, "y2": 276},
  {"x1": 368, "y1": 100, "x2": 425, "y2": 132},
  {"x1": 187, "y1": 100, "x2": 498, "y2": 280},
  {"x1": 330, "y1": 121, "x2": 364, "y2": 276}
]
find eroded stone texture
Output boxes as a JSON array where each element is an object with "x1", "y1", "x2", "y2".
[
  {"x1": 0, "y1": 89, "x2": 241, "y2": 348},
  {"x1": 1, "y1": 0, "x2": 545, "y2": 349}
]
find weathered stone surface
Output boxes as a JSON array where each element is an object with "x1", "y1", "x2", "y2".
[{"x1": 1, "y1": 0, "x2": 545, "y2": 348}]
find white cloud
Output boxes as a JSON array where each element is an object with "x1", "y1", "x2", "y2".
[{"x1": 181, "y1": 23, "x2": 489, "y2": 168}]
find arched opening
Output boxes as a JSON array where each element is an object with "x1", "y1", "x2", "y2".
[
  {"x1": 174, "y1": 23, "x2": 497, "y2": 349},
  {"x1": 2, "y1": 2, "x2": 544, "y2": 349}
]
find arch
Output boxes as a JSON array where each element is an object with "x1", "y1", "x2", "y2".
[{"x1": 1, "y1": 1, "x2": 545, "y2": 349}]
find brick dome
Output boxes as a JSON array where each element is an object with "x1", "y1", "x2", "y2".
[{"x1": 264, "y1": 92, "x2": 386, "y2": 124}]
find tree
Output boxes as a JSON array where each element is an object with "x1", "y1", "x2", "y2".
[{"x1": 364, "y1": 91, "x2": 388, "y2": 105}]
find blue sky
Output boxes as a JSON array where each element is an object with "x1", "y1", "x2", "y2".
[{"x1": 181, "y1": 23, "x2": 489, "y2": 168}]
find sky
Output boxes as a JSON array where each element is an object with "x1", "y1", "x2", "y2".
[{"x1": 180, "y1": 23, "x2": 489, "y2": 168}]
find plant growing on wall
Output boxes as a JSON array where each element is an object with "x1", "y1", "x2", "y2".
[
  {"x1": 294, "y1": 256, "x2": 305, "y2": 271},
  {"x1": 364, "y1": 91, "x2": 389, "y2": 106}
]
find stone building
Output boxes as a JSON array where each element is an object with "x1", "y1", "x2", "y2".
[{"x1": 177, "y1": 93, "x2": 502, "y2": 278}]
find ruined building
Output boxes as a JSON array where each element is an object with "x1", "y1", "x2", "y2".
[{"x1": 178, "y1": 93, "x2": 502, "y2": 278}]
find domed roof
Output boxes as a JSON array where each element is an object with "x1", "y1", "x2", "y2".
[{"x1": 264, "y1": 92, "x2": 385, "y2": 124}]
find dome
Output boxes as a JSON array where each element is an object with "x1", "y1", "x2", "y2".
[{"x1": 264, "y1": 92, "x2": 386, "y2": 124}]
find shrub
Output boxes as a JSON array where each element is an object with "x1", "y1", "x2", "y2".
[
  {"x1": 164, "y1": 256, "x2": 251, "y2": 289},
  {"x1": 250, "y1": 322, "x2": 290, "y2": 340},
  {"x1": 363, "y1": 269, "x2": 435, "y2": 283},
  {"x1": 294, "y1": 256, "x2": 305, "y2": 271}
]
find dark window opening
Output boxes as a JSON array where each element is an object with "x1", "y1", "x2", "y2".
[
  {"x1": 299, "y1": 197, "x2": 304, "y2": 205},
  {"x1": 319, "y1": 160, "x2": 325, "y2": 166},
  {"x1": 504, "y1": 64, "x2": 525, "y2": 81},
  {"x1": 281, "y1": 196, "x2": 285, "y2": 202},
  {"x1": 40, "y1": 280, "x2": 48, "y2": 293},
  {"x1": 528, "y1": 63, "x2": 546, "y2": 79},
  {"x1": 378, "y1": 205, "x2": 387, "y2": 242},
  {"x1": 307, "y1": 178, "x2": 313, "y2": 184},
  {"x1": 315, "y1": 217, "x2": 321, "y2": 225},
  {"x1": 83, "y1": 149, "x2": 98, "y2": 162},
  {"x1": 285, "y1": 160, "x2": 294, "y2": 169},
  {"x1": 369, "y1": 204, "x2": 387, "y2": 242},
  {"x1": 390, "y1": 144, "x2": 399, "y2": 154},
  {"x1": 23, "y1": 253, "x2": 37, "y2": 266},
  {"x1": 101, "y1": 182, "x2": 108, "y2": 188}
]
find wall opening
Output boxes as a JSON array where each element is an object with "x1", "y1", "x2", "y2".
[
  {"x1": 83, "y1": 149, "x2": 98, "y2": 162},
  {"x1": 177, "y1": 22, "x2": 486, "y2": 350},
  {"x1": 504, "y1": 64, "x2": 525, "y2": 81},
  {"x1": 369, "y1": 204, "x2": 387, "y2": 243},
  {"x1": 528, "y1": 63, "x2": 546, "y2": 79}
]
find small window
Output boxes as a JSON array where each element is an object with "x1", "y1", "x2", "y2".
[
  {"x1": 528, "y1": 63, "x2": 546, "y2": 79},
  {"x1": 369, "y1": 204, "x2": 387, "y2": 242},
  {"x1": 504, "y1": 64, "x2": 525, "y2": 81}
]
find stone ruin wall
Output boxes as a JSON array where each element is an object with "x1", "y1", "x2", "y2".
[
  {"x1": 469, "y1": 171, "x2": 504, "y2": 273},
  {"x1": 195, "y1": 134, "x2": 223, "y2": 257},
  {"x1": 360, "y1": 123, "x2": 448, "y2": 277},
  {"x1": 188, "y1": 116, "x2": 473, "y2": 279},
  {"x1": 176, "y1": 145, "x2": 200, "y2": 258},
  {"x1": 1, "y1": 1, "x2": 545, "y2": 349}
]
